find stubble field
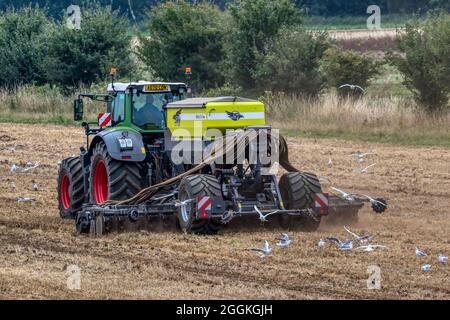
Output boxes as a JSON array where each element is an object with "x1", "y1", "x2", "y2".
[{"x1": 0, "y1": 123, "x2": 449, "y2": 299}]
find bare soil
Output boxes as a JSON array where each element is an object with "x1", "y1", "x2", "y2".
[{"x1": 0, "y1": 123, "x2": 449, "y2": 299}]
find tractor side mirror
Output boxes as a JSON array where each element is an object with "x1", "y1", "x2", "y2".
[{"x1": 74, "y1": 99, "x2": 84, "y2": 121}]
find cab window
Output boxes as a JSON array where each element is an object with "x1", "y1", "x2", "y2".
[{"x1": 113, "y1": 92, "x2": 126, "y2": 124}]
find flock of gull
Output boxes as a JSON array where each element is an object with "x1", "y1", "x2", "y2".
[
  {"x1": 7, "y1": 146, "x2": 40, "y2": 202},
  {"x1": 249, "y1": 226, "x2": 448, "y2": 273}
]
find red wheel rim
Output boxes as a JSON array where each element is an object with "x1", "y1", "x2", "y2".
[
  {"x1": 94, "y1": 160, "x2": 108, "y2": 204},
  {"x1": 61, "y1": 174, "x2": 71, "y2": 209}
]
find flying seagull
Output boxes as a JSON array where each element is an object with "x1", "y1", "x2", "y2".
[
  {"x1": 330, "y1": 187, "x2": 356, "y2": 202},
  {"x1": 354, "y1": 163, "x2": 377, "y2": 173},
  {"x1": 438, "y1": 254, "x2": 448, "y2": 264},
  {"x1": 254, "y1": 206, "x2": 279, "y2": 222},
  {"x1": 326, "y1": 237, "x2": 353, "y2": 251},
  {"x1": 338, "y1": 84, "x2": 366, "y2": 93},
  {"x1": 351, "y1": 152, "x2": 375, "y2": 163},
  {"x1": 250, "y1": 240, "x2": 272, "y2": 258},
  {"x1": 174, "y1": 198, "x2": 194, "y2": 208},
  {"x1": 344, "y1": 226, "x2": 374, "y2": 243},
  {"x1": 416, "y1": 247, "x2": 428, "y2": 257},
  {"x1": 17, "y1": 197, "x2": 35, "y2": 203},
  {"x1": 277, "y1": 233, "x2": 292, "y2": 248},
  {"x1": 21, "y1": 162, "x2": 39, "y2": 173},
  {"x1": 356, "y1": 244, "x2": 387, "y2": 252},
  {"x1": 359, "y1": 195, "x2": 388, "y2": 209}
]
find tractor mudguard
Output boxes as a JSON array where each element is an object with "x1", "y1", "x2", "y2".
[{"x1": 90, "y1": 129, "x2": 146, "y2": 162}]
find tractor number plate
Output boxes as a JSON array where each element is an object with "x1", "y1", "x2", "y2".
[{"x1": 144, "y1": 84, "x2": 169, "y2": 92}]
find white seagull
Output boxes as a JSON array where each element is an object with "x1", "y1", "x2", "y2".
[
  {"x1": 254, "y1": 206, "x2": 279, "y2": 222},
  {"x1": 10, "y1": 164, "x2": 17, "y2": 173},
  {"x1": 344, "y1": 226, "x2": 374, "y2": 243},
  {"x1": 174, "y1": 198, "x2": 194, "y2": 208},
  {"x1": 356, "y1": 244, "x2": 387, "y2": 252},
  {"x1": 438, "y1": 254, "x2": 448, "y2": 264},
  {"x1": 17, "y1": 197, "x2": 35, "y2": 203},
  {"x1": 351, "y1": 152, "x2": 375, "y2": 163},
  {"x1": 21, "y1": 162, "x2": 39, "y2": 172},
  {"x1": 359, "y1": 194, "x2": 388, "y2": 208},
  {"x1": 33, "y1": 183, "x2": 39, "y2": 191},
  {"x1": 354, "y1": 163, "x2": 377, "y2": 173},
  {"x1": 421, "y1": 264, "x2": 431, "y2": 272},
  {"x1": 277, "y1": 233, "x2": 292, "y2": 248},
  {"x1": 338, "y1": 84, "x2": 366, "y2": 93},
  {"x1": 330, "y1": 187, "x2": 356, "y2": 202},
  {"x1": 326, "y1": 237, "x2": 353, "y2": 251},
  {"x1": 11, "y1": 181, "x2": 16, "y2": 189},
  {"x1": 318, "y1": 239, "x2": 326, "y2": 249},
  {"x1": 327, "y1": 158, "x2": 333, "y2": 168},
  {"x1": 416, "y1": 247, "x2": 428, "y2": 257},
  {"x1": 250, "y1": 240, "x2": 272, "y2": 258}
]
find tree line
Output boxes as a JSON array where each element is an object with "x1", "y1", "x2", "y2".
[
  {"x1": 0, "y1": 0, "x2": 449, "y2": 112},
  {"x1": 0, "y1": 0, "x2": 448, "y2": 21}
]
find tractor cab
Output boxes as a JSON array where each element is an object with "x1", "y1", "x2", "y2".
[{"x1": 106, "y1": 81, "x2": 189, "y2": 132}]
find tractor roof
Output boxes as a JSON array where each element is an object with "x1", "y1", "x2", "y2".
[
  {"x1": 166, "y1": 97, "x2": 258, "y2": 109},
  {"x1": 107, "y1": 81, "x2": 187, "y2": 92}
]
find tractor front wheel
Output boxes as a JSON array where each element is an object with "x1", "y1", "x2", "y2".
[
  {"x1": 278, "y1": 172, "x2": 322, "y2": 232},
  {"x1": 57, "y1": 157, "x2": 85, "y2": 219},
  {"x1": 177, "y1": 174, "x2": 223, "y2": 235}
]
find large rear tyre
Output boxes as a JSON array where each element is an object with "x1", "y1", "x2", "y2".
[
  {"x1": 90, "y1": 141, "x2": 143, "y2": 204},
  {"x1": 278, "y1": 172, "x2": 322, "y2": 232},
  {"x1": 57, "y1": 157, "x2": 85, "y2": 219},
  {"x1": 177, "y1": 174, "x2": 223, "y2": 235}
]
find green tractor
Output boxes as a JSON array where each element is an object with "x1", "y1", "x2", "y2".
[{"x1": 57, "y1": 75, "x2": 386, "y2": 235}]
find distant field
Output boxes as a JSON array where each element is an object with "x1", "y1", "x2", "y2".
[{"x1": 304, "y1": 14, "x2": 416, "y2": 30}]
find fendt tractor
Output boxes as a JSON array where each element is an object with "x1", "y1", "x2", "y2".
[{"x1": 57, "y1": 70, "x2": 387, "y2": 235}]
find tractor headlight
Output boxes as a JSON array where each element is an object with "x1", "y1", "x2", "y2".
[{"x1": 118, "y1": 138, "x2": 133, "y2": 150}]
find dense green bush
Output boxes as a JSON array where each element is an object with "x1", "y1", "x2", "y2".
[
  {"x1": 255, "y1": 27, "x2": 329, "y2": 96},
  {"x1": 321, "y1": 47, "x2": 381, "y2": 97},
  {"x1": 226, "y1": 0, "x2": 303, "y2": 90},
  {"x1": 44, "y1": 5, "x2": 132, "y2": 90},
  {"x1": 137, "y1": 0, "x2": 226, "y2": 91},
  {"x1": 0, "y1": 6, "x2": 51, "y2": 88},
  {"x1": 387, "y1": 13, "x2": 450, "y2": 112}
]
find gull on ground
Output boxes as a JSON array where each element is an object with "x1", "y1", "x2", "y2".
[
  {"x1": 10, "y1": 164, "x2": 17, "y2": 173},
  {"x1": 254, "y1": 206, "x2": 279, "y2": 222},
  {"x1": 33, "y1": 183, "x2": 39, "y2": 191},
  {"x1": 250, "y1": 240, "x2": 272, "y2": 258},
  {"x1": 318, "y1": 239, "x2": 326, "y2": 249},
  {"x1": 416, "y1": 247, "x2": 428, "y2": 257},
  {"x1": 326, "y1": 237, "x2": 353, "y2": 251},
  {"x1": 421, "y1": 264, "x2": 431, "y2": 272},
  {"x1": 327, "y1": 158, "x2": 333, "y2": 168},
  {"x1": 344, "y1": 226, "x2": 374, "y2": 243},
  {"x1": 438, "y1": 254, "x2": 448, "y2": 264},
  {"x1": 277, "y1": 233, "x2": 292, "y2": 248},
  {"x1": 356, "y1": 244, "x2": 387, "y2": 252},
  {"x1": 11, "y1": 181, "x2": 16, "y2": 189}
]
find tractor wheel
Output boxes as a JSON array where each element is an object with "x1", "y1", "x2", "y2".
[
  {"x1": 57, "y1": 157, "x2": 85, "y2": 219},
  {"x1": 89, "y1": 141, "x2": 143, "y2": 205},
  {"x1": 177, "y1": 174, "x2": 223, "y2": 235},
  {"x1": 278, "y1": 172, "x2": 322, "y2": 232}
]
